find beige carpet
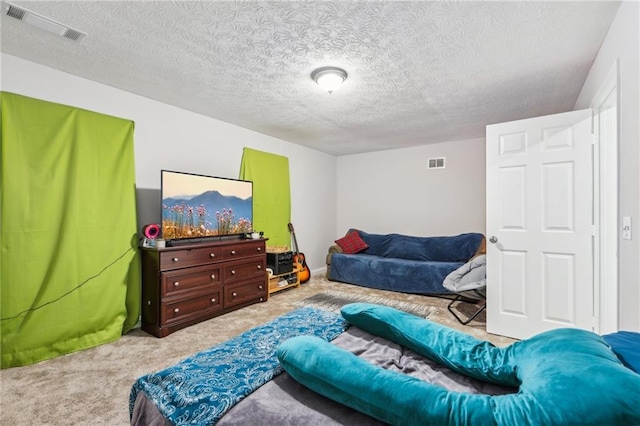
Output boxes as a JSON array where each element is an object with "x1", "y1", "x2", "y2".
[{"x1": 0, "y1": 274, "x2": 513, "y2": 425}]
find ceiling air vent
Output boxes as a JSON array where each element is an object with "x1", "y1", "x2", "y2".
[
  {"x1": 5, "y1": 3, "x2": 86, "y2": 41},
  {"x1": 428, "y1": 157, "x2": 446, "y2": 169}
]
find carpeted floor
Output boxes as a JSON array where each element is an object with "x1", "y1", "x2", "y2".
[{"x1": 0, "y1": 274, "x2": 513, "y2": 425}]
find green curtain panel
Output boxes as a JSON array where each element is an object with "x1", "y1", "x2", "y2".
[
  {"x1": 239, "y1": 148, "x2": 291, "y2": 248},
  {"x1": 0, "y1": 92, "x2": 140, "y2": 368}
]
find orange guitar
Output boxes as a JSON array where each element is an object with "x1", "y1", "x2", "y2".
[{"x1": 288, "y1": 223, "x2": 310, "y2": 283}]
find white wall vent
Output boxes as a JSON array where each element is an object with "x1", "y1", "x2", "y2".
[
  {"x1": 428, "y1": 157, "x2": 446, "y2": 169},
  {"x1": 5, "y1": 3, "x2": 86, "y2": 42}
]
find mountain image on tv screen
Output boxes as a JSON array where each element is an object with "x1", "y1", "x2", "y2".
[{"x1": 161, "y1": 171, "x2": 253, "y2": 240}]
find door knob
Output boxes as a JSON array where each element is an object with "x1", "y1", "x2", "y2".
[{"x1": 489, "y1": 236, "x2": 498, "y2": 244}]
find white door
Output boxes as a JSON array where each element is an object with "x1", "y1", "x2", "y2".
[{"x1": 486, "y1": 109, "x2": 593, "y2": 340}]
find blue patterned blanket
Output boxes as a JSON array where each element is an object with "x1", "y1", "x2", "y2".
[{"x1": 129, "y1": 307, "x2": 347, "y2": 425}]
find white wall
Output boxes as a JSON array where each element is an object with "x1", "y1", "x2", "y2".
[
  {"x1": 1, "y1": 53, "x2": 337, "y2": 273},
  {"x1": 336, "y1": 138, "x2": 486, "y2": 238},
  {"x1": 574, "y1": 0, "x2": 640, "y2": 331}
]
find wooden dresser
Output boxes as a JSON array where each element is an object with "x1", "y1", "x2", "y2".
[{"x1": 141, "y1": 238, "x2": 267, "y2": 337}]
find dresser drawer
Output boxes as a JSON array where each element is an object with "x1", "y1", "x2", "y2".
[
  {"x1": 162, "y1": 289, "x2": 222, "y2": 324},
  {"x1": 221, "y1": 240, "x2": 265, "y2": 260},
  {"x1": 224, "y1": 280, "x2": 267, "y2": 308},
  {"x1": 159, "y1": 246, "x2": 223, "y2": 270},
  {"x1": 161, "y1": 264, "x2": 222, "y2": 298},
  {"x1": 223, "y1": 258, "x2": 266, "y2": 283}
]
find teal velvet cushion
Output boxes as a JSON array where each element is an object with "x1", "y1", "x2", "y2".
[
  {"x1": 277, "y1": 303, "x2": 640, "y2": 426},
  {"x1": 603, "y1": 331, "x2": 640, "y2": 373},
  {"x1": 278, "y1": 335, "x2": 496, "y2": 425}
]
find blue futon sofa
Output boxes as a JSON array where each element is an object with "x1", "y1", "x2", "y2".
[{"x1": 326, "y1": 230, "x2": 484, "y2": 295}]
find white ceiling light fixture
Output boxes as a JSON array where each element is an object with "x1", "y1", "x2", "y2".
[
  {"x1": 5, "y1": 3, "x2": 86, "y2": 41},
  {"x1": 311, "y1": 66, "x2": 348, "y2": 94}
]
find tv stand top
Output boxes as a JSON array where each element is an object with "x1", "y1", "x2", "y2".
[
  {"x1": 165, "y1": 235, "x2": 244, "y2": 247},
  {"x1": 149, "y1": 236, "x2": 267, "y2": 251}
]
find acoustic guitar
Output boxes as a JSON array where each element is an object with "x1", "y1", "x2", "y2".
[{"x1": 288, "y1": 223, "x2": 310, "y2": 283}]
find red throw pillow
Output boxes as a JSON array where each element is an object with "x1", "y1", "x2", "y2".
[{"x1": 335, "y1": 230, "x2": 369, "y2": 254}]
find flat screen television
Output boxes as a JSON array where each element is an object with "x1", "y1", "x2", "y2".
[{"x1": 161, "y1": 170, "x2": 253, "y2": 243}]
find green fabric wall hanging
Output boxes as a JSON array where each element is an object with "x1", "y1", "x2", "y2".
[
  {"x1": 239, "y1": 148, "x2": 291, "y2": 248},
  {"x1": 0, "y1": 92, "x2": 140, "y2": 368}
]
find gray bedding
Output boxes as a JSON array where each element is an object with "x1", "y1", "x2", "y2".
[{"x1": 131, "y1": 326, "x2": 516, "y2": 425}]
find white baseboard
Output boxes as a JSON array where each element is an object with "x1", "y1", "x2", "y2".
[{"x1": 310, "y1": 266, "x2": 327, "y2": 276}]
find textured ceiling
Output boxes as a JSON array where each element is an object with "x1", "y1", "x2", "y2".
[{"x1": 0, "y1": 1, "x2": 620, "y2": 156}]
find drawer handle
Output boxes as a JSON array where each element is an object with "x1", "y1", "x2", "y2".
[
  {"x1": 257, "y1": 247, "x2": 262, "y2": 252},
  {"x1": 172, "y1": 257, "x2": 179, "y2": 262},
  {"x1": 231, "y1": 250, "x2": 236, "y2": 255},
  {"x1": 231, "y1": 270, "x2": 236, "y2": 275},
  {"x1": 232, "y1": 292, "x2": 238, "y2": 297},
  {"x1": 210, "y1": 253, "x2": 216, "y2": 258},
  {"x1": 258, "y1": 285, "x2": 263, "y2": 290},
  {"x1": 174, "y1": 308, "x2": 180, "y2": 313},
  {"x1": 259, "y1": 297, "x2": 264, "y2": 302},
  {"x1": 173, "y1": 281, "x2": 179, "y2": 287},
  {"x1": 211, "y1": 298, "x2": 216, "y2": 303},
  {"x1": 257, "y1": 265, "x2": 262, "y2": 270},
  {"x1": 210, "y1": 274, "x2": 216, "y2": 280}
]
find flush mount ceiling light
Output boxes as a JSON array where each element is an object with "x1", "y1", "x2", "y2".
[
  {"x1": 5, "y1": 3, "x2": 86, "y2": 41},
  {"x1": 311, "y1": 66, "x2": 348, "y2": 94}
]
